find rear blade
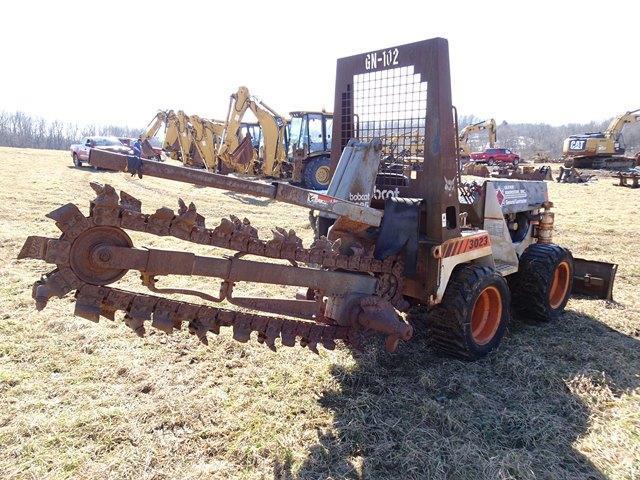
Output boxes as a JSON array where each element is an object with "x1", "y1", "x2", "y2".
[{"x1": 573, "y1": 258, "x2": 617, "y2": 301}]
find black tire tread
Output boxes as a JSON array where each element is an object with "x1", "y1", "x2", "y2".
[
  {"x1": 427, "y1": 264, "x2": 509, "y2": 360},
  {"x1": 509, "y1": 243, "x2": 573, "y2": 322},
  {"x1": 303, "y1": 156, "x2": 331, "y2": 190}
]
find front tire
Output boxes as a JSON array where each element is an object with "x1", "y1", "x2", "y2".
[
  {"x1": 303, "y1": 156, "x2": 332, "y2": 190},
  {"x1": 427, "y1": 265, "x2": 510, "y2": 360},
  {"x1": 509, "y1": 243, "x2": 573, "y2": 322},
  {"x1": 487, "y1": 157, "x2": 495, "y2": 166},
  {"x1": 72, "y1": 153, "x2": 82, "y2": 167}
]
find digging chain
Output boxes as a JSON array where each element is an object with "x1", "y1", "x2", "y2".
[{"x1": 21, "y1": 183, "x2": 409, "y2": 352}]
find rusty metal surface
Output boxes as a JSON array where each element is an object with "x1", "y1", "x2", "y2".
[
  {"x1": 89, "y1": 149, "x2": 382, "y2": 227},
  {"x1": 90, "y1": 149, "x2": 276, "y2": 197},
  {"x1": 331, "y1": 38, "x2": 459, "y2": 237},
  {"x1": 573, "y1": 258, "x2": 618, "y2": 301},
  {"x1": 330, "y1": 38, "x2": 460, "y2": 299},
  {"x1": 19, "y1": 183, "x2": 412, "y2": 352},
  {"x1": 229, "y1": 134, "x2": 255, "y2": 167},
  {"x1": 90, "y1": 244, "x2": 377, "y2": 295}
]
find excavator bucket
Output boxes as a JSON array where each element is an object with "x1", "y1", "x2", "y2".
[
  {"x1": 141, "y1": 139, "x2": 157, "y2": 159},
  {"x1": 572, "y1": 258, "x2": 617, "y2": 301},
  {"x1": 229, "y1": 134, "x2": 255, "y2": 166}
]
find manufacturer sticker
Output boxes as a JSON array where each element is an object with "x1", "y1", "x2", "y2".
[
  {"x1": 307, "y1": 193, "x2": 336, "y2": 206},
  {"x1": 496, "y1": 184, "x2": 527, "y2": 207}
]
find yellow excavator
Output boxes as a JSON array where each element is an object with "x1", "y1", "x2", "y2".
[
  {"x1": 188, "y1": 115, "x2": 225, "y2": 171},
  {"x1": 141, "y1": 110, "x2": 209, "y2": 169},
  {"x1": 217, "y1": 86, "x2": 288, "y2": 177},
  {"x1": 458, "y1": 118, "x2": 497, "y2": 160},
  {"x1": 141, "y1": 89, "x2": 334, "y2": 189},
  {"x1": 563, "y1": 109, "x2": 640, "y2": 169}
]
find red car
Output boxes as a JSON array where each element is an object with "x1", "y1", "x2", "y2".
[
  {"x1": 470, "y1": 148, "x2": 520, "y2": 166},
  {"x1": 70, "y1": 136, "x2": 132, "y2": 167}
]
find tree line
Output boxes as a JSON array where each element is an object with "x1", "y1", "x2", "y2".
[
  {"x1": 0, "y1": 111, "x2": 141, "y2": 150},
  {"x1": 1, "y1": 110, "x2": 638, "y2": 159}
]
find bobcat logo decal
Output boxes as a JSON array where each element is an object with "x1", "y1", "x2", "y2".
[{"x1": 444, "y1": 177, "x2": 456, "y2": 195}]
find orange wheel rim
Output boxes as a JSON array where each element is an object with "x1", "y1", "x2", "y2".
[
  {"x1": 549, "y1": 261, "x2": 570, "y2": 309},
  {"x1": 471, "y1": 285, "x2": 502, "y2": 345}
]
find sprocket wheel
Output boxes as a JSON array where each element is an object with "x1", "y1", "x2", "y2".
[{"x1": 69, "y1": 226, "x2": 132, "y2": 285}]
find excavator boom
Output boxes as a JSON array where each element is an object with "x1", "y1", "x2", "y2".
[
  {"x1": 458, "y1": 118, "x2": 496, "y2": 158},
  {"x1": 604, "y1": 108, "x2": 640, "y2": 139}
]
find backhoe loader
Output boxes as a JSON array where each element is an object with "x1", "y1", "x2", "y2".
[
  {"x1": 217, "y1": 86, "x2": 288, "y2": 177},
  {"x1": 458, "y1": 118, "x2": 497, "y2": 160},
  {"x1": 141, "y1": 110, "x2": 209, "y2": 169},
  {"x1": 288, "y1": 111, "x2": 334, "y2": 190},
  {"x1": 563, "y1": 109, "x2": 640, "y2": 169},
  {"x1": 18, "y1": 38, "x2": 616, "y2": 363}
]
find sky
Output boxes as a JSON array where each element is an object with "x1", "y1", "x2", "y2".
[{"x1": 0, "y1": 0, "x2": 638, "y2": 128}]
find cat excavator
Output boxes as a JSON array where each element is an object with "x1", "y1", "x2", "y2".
[
  {"x1": 458, "y1": 118, "x2": 497, "y2": 160},
  {"x1": 563, "y1": 109, "x2": 640, "y2": 169}
]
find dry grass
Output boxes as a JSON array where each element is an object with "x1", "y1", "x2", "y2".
[{"x1": 0, "y1": 146, "x2": 638, "y2": 479}]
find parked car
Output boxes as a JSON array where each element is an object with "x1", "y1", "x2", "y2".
[
  {"x1": 70, "y1": 136, "x2": 132, "y2": 167},
  {"x1": 470, "y1": 147, "x2": 520, "y2": 166}
]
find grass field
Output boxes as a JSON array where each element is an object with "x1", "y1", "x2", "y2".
[{"x1": 0, "y1": 146, "x2": 638, "y2": 479}]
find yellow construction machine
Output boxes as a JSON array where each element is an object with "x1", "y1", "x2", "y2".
[
  {"x1": 458, "y1": 118, "x2": 497, "y2": 160},
  {"x1": 563, "y1": 109, "x2": 640, "y2": 169},
  {"x1": 288, "y1": 111, "x2": 333, "y2": 190},
  {"x1": 141, "y1": 89, "x2": 334, "y2": 189},
  {"x1": 188, "y1": 115, "x2": 225, "y2": 171},
  {"x1": 141, "y1": 110, "x2": 211, "y2": 169},
  {"x1": 217, "y1": 86, "x2": 288, "y2": 177}
]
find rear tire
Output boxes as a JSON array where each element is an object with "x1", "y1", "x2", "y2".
[
  {"x1": 303, "y1": 156, "x2": 331, "y2": 190},
  {"x1": 73, "y1": 153, "x2": 82, "y2": 167},
  {"x1": 509, "y1": 243, "x2": 573, "y2": 322},
  {"x1": 487, "y1": 157, "x2": 495, "y2": 166},
  {"x1": 427, "y1": 264, "x2": 510, "y2": 360}
]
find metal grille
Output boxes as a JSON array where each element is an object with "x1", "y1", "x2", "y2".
[{"x1": 352, "y1": 66, "x2": 428, "y2": 187}]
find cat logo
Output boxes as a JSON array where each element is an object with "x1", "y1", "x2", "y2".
[{"x1": 569, "y1": 139, "x2": 586, "y2": 150}]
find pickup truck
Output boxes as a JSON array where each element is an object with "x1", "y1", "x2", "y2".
[
  {"x1": 470, "y1": 148, "x2": 520, "y2": 166},
  {"x1": 70, "y1": 136, "x2": 133, "y2": 167}
]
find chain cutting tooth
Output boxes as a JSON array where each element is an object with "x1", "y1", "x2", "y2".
[
  {"x1": 264, "y1": 318, "x2": 283, "y2": 351},
  {"x1": 32, "y1": 268, "x2": 81, "y2": 310},
  {"x1": 152, "y1": 299, "x2": 178, "y2": 334},
  {"x1": 46, "y1": 203, "x2": 92, "y2": 241},
  {"x1": 321, "y1": 327, "x2": 338, "y2": 351},
  {"x1": 306, "y1": 325, "x2": 324, "y2": 354},
  {"x1": 119, "y1": 191, "x2": 142, "y2": 212},
  {"x1": 18, "y1": 236, "x2": 49, "y2": 260},
  {"x1": 147, "y1": 207, "x2": 175, "y2": 236},
  {"x1": 280, "y1": 321, "x2": 298, "y2": 347},
  {"x1": 90, "y1": 183, "x2": 121, "y2": 226},
  {"x1": 232, "y1": 313, "x2": 253, "y2": 343},
  {"x1": 172, "y1": 199, "x2": 199, "y2": 240},
  {"x1": 124, "y1": 315, "x2": 145, "y2": 337},
  {"x1": 74, "y1": 284, "x2": 109, "y2": 322}
]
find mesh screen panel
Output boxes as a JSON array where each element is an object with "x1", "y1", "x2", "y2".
[{"x1": 352, "y1": 66, "x2": 428, "y2": 187}]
